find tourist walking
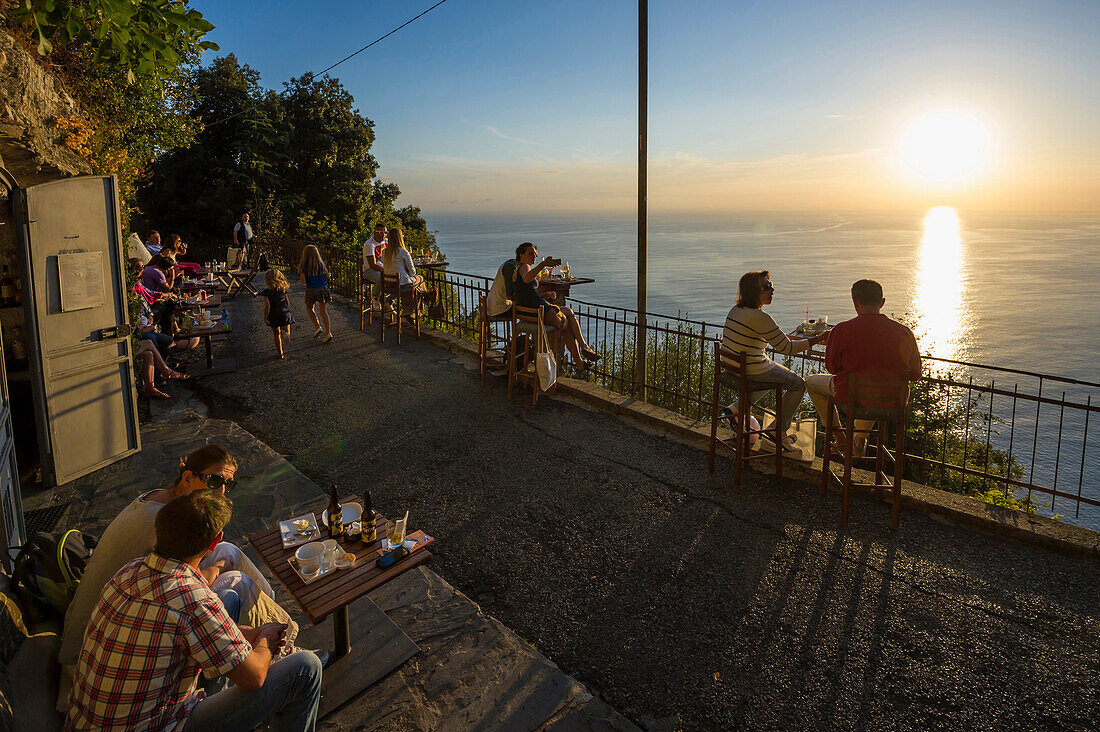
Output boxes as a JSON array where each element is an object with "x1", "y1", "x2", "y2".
[
  {"x1": 298, "y1": 244, "x2": 333, "y2": 343},
  {"x1": 720, "y1": 270, "x2": 825, "y2": 456},
  {"x1": 262, "y1": 269, "x2": 295, "y2": 359}
]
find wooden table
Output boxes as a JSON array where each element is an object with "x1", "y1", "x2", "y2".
[
  {"x1": 249, "y1": 508, "x2": 433, "y2": 658},
  {"x1": 174, "y1": 321, "x2": 234, "y2": 375},
  {"x1": 179, "y1": 293, "x2": 223, "y2": 310}
]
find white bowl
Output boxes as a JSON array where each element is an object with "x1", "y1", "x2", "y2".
[
  {"x1": 300, "y1": 561, "x2": 320, "y2": 578},
  {"x1": 295, "y1": 542, "x2": 325, "y2": 564},
  {"x1": 334, "y1": 553, "x2": 356, "y2": 570}
]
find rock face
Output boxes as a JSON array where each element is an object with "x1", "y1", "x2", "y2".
[{"x1": 0, "y1": 31, "x2": 91, "y2": 186}]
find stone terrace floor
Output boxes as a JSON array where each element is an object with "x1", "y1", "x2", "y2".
[{"x1": 161, "y1": 285, "x2": 1100, "y2": 730}]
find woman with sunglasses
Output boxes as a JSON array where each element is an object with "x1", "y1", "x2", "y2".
[
  {"x1": 57, "y1": 445, "x2": 301, "y2": 709},
  {"x1": 719, "y1": 270, "x2": 827, "y2": 457}
]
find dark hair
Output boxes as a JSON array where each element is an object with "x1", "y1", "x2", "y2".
[
  {"x1": 177, "y1": 444, "x2": 237, "y2": 485},
  {"x1": 166, "y1": 234, "x2": 182, "y2": 249},
  {"x1": 148, "y1": 255, "x2": 173, "y2": 272},
  {"x1": 154, "y1": 490, "x2": 233, "y2": 560},
  {"x1": 736, "y1": 270, "x2": 771, "y2": 309},
  {"x1": 515, "y1": 242, "x2": 535, "y2": 260},
  {"x1": 146, "y1": 229, "x2": 159, "y2": 239},
  {"x1": 851, "y1": 279, "x2": 884, "y2": 305},
  {"x1": 374, "y1": 222, "x2": 386, "y2": 230}
]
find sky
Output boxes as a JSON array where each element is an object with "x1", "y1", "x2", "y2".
[{"x1": 193, "y1": 0, "x2": 1100, "y2": 214}]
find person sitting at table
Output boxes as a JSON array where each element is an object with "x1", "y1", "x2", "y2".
[
  {"x1": 720, "y1": 270, "x2": 826, "y2": 456},
  {"x1": 261, "y1": 269, "x2": 295, "y2": 359},
  {"x1": 362, "y1": 222, "x2": 387, "y2": 291},
  {"x1": 145, "y1": 229, "x2": 163, "y2": 256},
  {"x1": 164, "y1": 234, "x2": 201, "y2": 275},
  {"x1": 486, "y1": 256, "x2": 518, "y2": 321},
  {"x1": 136, "y1": 336, "x2": 190, "y2": 400},
  {"x1": 66, "y1": 489, "x2": 323, "y2": 732},
  {"x1": 382, "y1": 227, "x2": 437, "y2": 311},
  {"x1": 298, "y1": 244, "x2": 334, "y2": 343},
  {"x1": 513, "y1": 242, "x2": 599, "y2": 370},
  {"x1": 806, "y1": 278, "x2": 922, "y2": 457},
  {"x1": 57, "y1": 445, "x2": 308, "y2": 713}
]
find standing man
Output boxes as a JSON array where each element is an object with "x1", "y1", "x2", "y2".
[
  {"x1": 66, "y1": 490, "x2": 323, "y2": 732},
  {"x1": 362, "y1": 223, "x2": 387, "y2": 289},
  {"x1": 145, "y1": 229, "x2": 163, "y2": 256},
  {"x1": 233, "y1": 212, "x2": 254, "y2": 265},
  {"x1": 807, "y1": 278, "x2": 923, "y2": 456}
]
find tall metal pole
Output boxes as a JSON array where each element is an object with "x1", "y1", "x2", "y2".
[{"x1": 635, "y1": 0, "x2": 648, "y2": 399}]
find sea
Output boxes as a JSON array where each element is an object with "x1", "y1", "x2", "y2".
[{"x1": 429, "y1": 209, "x2": 1100, "y2": 530}]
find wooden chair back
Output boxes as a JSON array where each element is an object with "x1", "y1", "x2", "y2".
[
  {"x1": 708, "y1": 344, "x2": 785, "y2": 489},
  {"x1": 478, "y1": 294, "x2": 511, "y2": 385},
  {"x1": 508, "y1": 305, "x2": 544, "y2": 404}
]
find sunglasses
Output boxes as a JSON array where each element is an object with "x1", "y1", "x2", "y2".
[
  {"x1": 762, "y1": 281, "x2": 775, "y2": 291},
  {"x1": 199, "y1": 472, "x2": 237, "y2": 493}
]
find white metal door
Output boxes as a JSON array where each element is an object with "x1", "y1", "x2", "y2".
[
  {"x1": 0, "y1": 322, "x2": 23, "y2": 557},
  {"x1": 18, "y1": 176, "x2": 140, "y2": 486}
]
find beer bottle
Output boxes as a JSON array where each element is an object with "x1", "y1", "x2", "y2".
[
  {"x1": 363, "y1": 490, "x2": 377, "y2": 543},
  {"x1": 327, "y1": 484, "x2": 343, "y2": 538}
]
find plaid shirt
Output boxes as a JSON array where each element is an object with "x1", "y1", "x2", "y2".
[{"x1": 66, "y1": 553, "x2": 252, "y2": 731}]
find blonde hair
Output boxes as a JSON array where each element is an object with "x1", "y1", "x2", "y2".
[
  {"x1": 298, "y1": 245, "x2": 327, "y2": 277},
  {"x1": 264, "y1": 269, "x2": 290, "y2": 293},
  {"x1": 382, "y1": 228, "x2": 405, "y2": 270}
]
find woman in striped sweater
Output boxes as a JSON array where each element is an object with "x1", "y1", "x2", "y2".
[{"x1": 721, "y1": 270, "x2": 827, "y2": 455}]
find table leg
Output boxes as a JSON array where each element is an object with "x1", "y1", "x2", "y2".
[
  {"x1": 333, "y1": 606, "x2": 351, "y2": 658},
  {"x1": 204, "y1": 335, "x2": 213, "y2": 368}
]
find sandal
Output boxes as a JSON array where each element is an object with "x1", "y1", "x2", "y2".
[
  {"x1": 165, "y1": 370, "x2": 190, "y2": 380},
  {"x1": 581, "y1": 347, "x2": 601, "y2": 363},
  {"x1": 146, "y1": 388, "x2": 171, "y2": 400}
]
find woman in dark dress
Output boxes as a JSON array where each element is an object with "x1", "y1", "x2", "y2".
[
  {"x1": 261, "y1": 269, "x2": 295, "y2": 359},
  {"x1": 512, "y1": 242, "x2": 599, "y2": 371}
]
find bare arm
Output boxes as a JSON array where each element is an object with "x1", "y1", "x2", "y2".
[
  {"x1": 226, "y1": 623, "x2": 286, "y2": 691},
  {"x1": 263, "y1": 297, "x2": 271, "y2": 323}
]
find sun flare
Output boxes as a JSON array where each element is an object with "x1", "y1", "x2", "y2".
[{"x1": 899, "y1": 110, "x2": 993, "y2": 188}]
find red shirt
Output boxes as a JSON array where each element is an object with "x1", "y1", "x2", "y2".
[{"x1": 825, "y1": 313, "x2": 922, "y2": 406}]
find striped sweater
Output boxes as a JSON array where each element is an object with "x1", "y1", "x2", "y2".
[{"x1": 721, "y1": 306, "x2": 798, "y2": 375}]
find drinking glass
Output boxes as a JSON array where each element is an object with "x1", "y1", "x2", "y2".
[
  {"x1": 386, "y1": 516, "x2": 407, "y2": 551},
  {"x1": 562, "y1": 262, "x2": 571, "y2": 280}
]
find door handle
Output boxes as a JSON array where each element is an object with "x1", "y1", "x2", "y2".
[{"x1": 97, "y1": 324, "x2": 134, "y2": 341}]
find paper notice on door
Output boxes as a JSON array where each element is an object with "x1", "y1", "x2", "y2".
[{"x1": 58, "y1": 251, "x2": 105, "y2": 312}]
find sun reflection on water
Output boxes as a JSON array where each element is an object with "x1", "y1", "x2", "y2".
[{"x1": 914, "y1": 206, "x2": 968, "y2": 360}]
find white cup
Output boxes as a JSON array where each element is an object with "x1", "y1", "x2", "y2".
[{"x1": 300, "y1": 561, "x2": 320, "y2": 578}]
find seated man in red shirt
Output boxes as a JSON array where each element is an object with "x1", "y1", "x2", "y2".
[
  {"x1": 66, "y1": 490, "x2": 323, "y2": 732},
  {"x1": 807, "y1": 279, "x2": 922, "y2": 456}
]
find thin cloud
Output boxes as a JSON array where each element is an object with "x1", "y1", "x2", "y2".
[
  {"x1": 484, "y1": 125, "x2": 602, "y2": 160},
  {"x1": 825, "y1": 114, "x2": 866, "y2": 121}
]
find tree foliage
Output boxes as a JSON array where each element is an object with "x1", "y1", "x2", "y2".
[
  {"x1": 138, "y1": 55, "x2": 435, "y2": 252},
  {"x1": 12, "y1": 0, "x2": 218, "y2": 82}
]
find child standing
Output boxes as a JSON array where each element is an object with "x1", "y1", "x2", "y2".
[
  {"x1": 261, "y1": 269, "x2": 295, "y2": 359},
  {"x1": 298, "y1": 244, "x2": 333, "y2": 343}
]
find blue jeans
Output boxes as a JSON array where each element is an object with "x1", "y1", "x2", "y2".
[{"x1": 184, "y1": 652, "x2": 323, "y2": 732}]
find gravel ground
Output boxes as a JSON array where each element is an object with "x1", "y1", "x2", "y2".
[{"x1": 182, "y1": 285, "x2": 1100, "y2": 731}]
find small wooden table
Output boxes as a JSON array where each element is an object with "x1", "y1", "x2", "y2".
[
  {"x1": 180, "y1": 293, "x2": 223, "y2": 310},
  {"x1": 175, "y1": 322, "x2": 234, "y2": 375},
  {"x1": 537, "y1": 275, "x2": 595, "y2": 304},
  {"x1": 248, "y1": 508, "x2": 432, "y2": 658}
]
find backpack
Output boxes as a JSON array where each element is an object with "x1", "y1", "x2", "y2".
[{"x1": 10, "y1": 530, "x2": 98, "y2": 619}]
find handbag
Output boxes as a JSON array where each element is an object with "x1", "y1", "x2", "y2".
[
  {"x1": 535, "y1": 319, "x2": 557, "y2": 392},
  {"x1": 426, "y1": 290, "x2": 446, "y2": 320},
  {"x1": 758, "y1": 411, "x2": 817, "y2": 462}
]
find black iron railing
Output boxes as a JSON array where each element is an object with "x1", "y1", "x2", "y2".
[{"x1": 183, "y1": 238, "x2": 1099, "y2": 522}]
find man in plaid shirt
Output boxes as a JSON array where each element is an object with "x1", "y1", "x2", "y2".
[{"x1": 66, "y1": 491, "x2": 323, "y2": 732}]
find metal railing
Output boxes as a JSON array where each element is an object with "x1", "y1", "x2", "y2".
[{"x1": 183, "y1": 238, "x2": 1100, "y2": 523}]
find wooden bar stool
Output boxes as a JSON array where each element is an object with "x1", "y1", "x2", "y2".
[
  {"x1": 708, "y1": 344, "x2": 786, "y2": 491},
  {"x1": 508, "y1": 305, "x2": 551, "y2": 405},
  {"x1": 478, "y1": 294, "x2": 512, "y2": 385},
  {"x1": 819, "y1": 374, "x2": 909, "y2": 530},
  {"x1": 359, "y1": 264, "x2": 379, "y2": 330},
  {"x1": 379, "y1": 273, "x2": 421, "y2": 344}
]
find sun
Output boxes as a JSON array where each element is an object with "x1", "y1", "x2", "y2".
[{"x1": 898, "y1": 109, "x2": 993, "y2": 187}]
